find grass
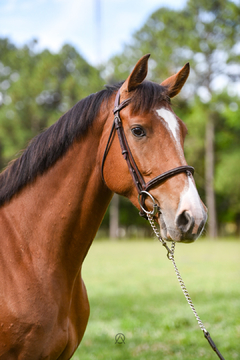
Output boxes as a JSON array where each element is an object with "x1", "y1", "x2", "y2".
[{"x1": 73, "y1": 239, "x2": 240, "y2": 360}]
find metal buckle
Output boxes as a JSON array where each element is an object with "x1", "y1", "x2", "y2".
[{"x1": 138, "y1": 190, "x2": 159, "y2": 216}]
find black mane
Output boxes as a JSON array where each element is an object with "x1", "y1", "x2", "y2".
[{"x1": 0, "y1": 81, "x2": 168, "y2": 206}]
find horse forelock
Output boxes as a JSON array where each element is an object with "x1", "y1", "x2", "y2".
[{"x1": 129, "y1": 81, "x2": 170, "y2": 115}]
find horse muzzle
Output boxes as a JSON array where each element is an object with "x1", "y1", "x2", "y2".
[{"x1": 159, "y1": 209, "x2": 207, "y2": 243}]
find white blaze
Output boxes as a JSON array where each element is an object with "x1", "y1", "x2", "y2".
[
  {"x1": 156, "y1": 107, "x2": 185, "y2": 161},
  {"x1": 156, "y1": 108, "x2": 179, "y2": 141},
  {"x1": 156, "y1": 107, "x2": 206, "y2": 235},
  {"x1": 178, "y1": 177, "x2": 204, "y2": 228}
]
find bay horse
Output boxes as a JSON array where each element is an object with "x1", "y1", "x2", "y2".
[{"x1": 0, "y1": 54, "x2": 207, "y2": 359}]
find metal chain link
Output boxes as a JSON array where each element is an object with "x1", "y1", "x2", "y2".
[
  {"x1": 147, "y1": 213, "x2": 207, "y2": 332},
  {"x1": 168, "y1": 242, "x2": 207, "y2": 332},
  {"x1": 147, "y1": 213, "x2": 173, "y2": 259},
  {"x1": 147, "y1": 213, "x2": 226, "y2": 360}
]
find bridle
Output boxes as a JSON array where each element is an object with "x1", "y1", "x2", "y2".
[{"x1": 101, "y1": 89, "x2": 194, "y2": 218}]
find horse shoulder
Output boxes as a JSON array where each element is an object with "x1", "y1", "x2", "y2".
[{"x1": 0, "y1": 207, "x2": 73, "y2": 358}]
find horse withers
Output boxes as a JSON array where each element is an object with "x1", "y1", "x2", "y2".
[{"x1": 0, "y1": 55, "x2": 207, "y2": 359}]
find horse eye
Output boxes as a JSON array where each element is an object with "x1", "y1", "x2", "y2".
[{"x1": 131, "y1": 127, "x2": 146, "y2": 138}]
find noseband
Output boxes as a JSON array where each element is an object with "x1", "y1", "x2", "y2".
[{"x1": 101, "y1": 89, "x2": 194, "y2": 218}]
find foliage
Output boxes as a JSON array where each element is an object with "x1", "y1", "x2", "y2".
[
  {"x1": 0, "y1": 38, "x2": 104, "y2": 167},
  {"x1": 105, "y1": 0, "x2": 240, "y2": 87},
  {"x1": 214, "y1": 92, "x2": 240, "y2": 222},
  {"x1": 75, "y1": 240, "x2": 240, "y2": 359}
]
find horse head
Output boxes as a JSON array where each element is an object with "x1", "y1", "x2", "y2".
[{"x1": 101, "y1": 54, "x2": 207, "y2": 242}]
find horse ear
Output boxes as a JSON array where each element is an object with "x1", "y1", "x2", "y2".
[
  {"x1": 161, "y1": 63, "x2": 190, "y2": 98},
  {"x1": 121, "y1": 54, "x2": 150, "y2": 93}
]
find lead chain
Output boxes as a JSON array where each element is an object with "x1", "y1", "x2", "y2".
[
  {"x1": 147, "y1": 213, "x2": 207, "y2": 333},
  {"x1": 147, "y1": 213, "x2": 226, "y2": 360}
]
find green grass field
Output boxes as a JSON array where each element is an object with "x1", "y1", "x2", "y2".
[{"x1": 74, "y1": 239, "x2": 240, "y2": 360}]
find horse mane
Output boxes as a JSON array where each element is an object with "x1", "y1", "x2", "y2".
[{"x1": 0, "y1": 81, "x2": 168, "y2": 206}]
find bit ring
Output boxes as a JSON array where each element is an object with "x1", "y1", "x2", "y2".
[{"x1": 138, "y1": 190, "x2": 159, "y2": 216}]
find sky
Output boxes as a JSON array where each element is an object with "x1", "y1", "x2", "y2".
[{"x1": 0, "y1": 0, "x2": 186, "y2": 66}]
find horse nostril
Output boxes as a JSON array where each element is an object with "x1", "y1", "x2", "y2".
[{"x1": 176, "y1": 211, "x2": 195, "y2": 233}]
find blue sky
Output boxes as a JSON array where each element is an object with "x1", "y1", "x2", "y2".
[{"x1": 0, "y1": 0, "x2": 186, "y2": 65}]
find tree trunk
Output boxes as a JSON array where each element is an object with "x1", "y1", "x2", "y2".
[
  {"x1": 205, "y1": 117, "x2": 218, "y2": 238},
  {"x1": 235, "y1": 213, "x2": 240, "y2": 237},
  {"x1": 0, "y1": 139, "x2": 3, "y2": 171},
  {"x1": 109, "y1": 194, "x2": 119, "y2": 239}
]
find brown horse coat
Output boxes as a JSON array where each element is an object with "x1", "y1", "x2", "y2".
[{"x1": 0, "y1": 55, "x2": 207, "y2": 359}]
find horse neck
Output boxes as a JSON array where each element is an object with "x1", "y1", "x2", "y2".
[{"x1": 2, "y1": 119, "x2": 113, "y2": 282}]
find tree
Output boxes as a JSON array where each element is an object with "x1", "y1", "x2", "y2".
[
  {"x1": 214, "y1": 92, "x2": 240, "y2": 235},
  {"x1": 0, "y1": 39, "x2": 104, "y2": 167}
]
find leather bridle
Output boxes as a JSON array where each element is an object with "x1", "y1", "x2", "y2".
[{"x1": 101, "y1": 89, "x2": 194, "y2": 218}]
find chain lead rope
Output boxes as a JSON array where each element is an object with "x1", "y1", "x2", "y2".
[{"x1": 147, "y1": 213, "x2": 225, "y2": 360}]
